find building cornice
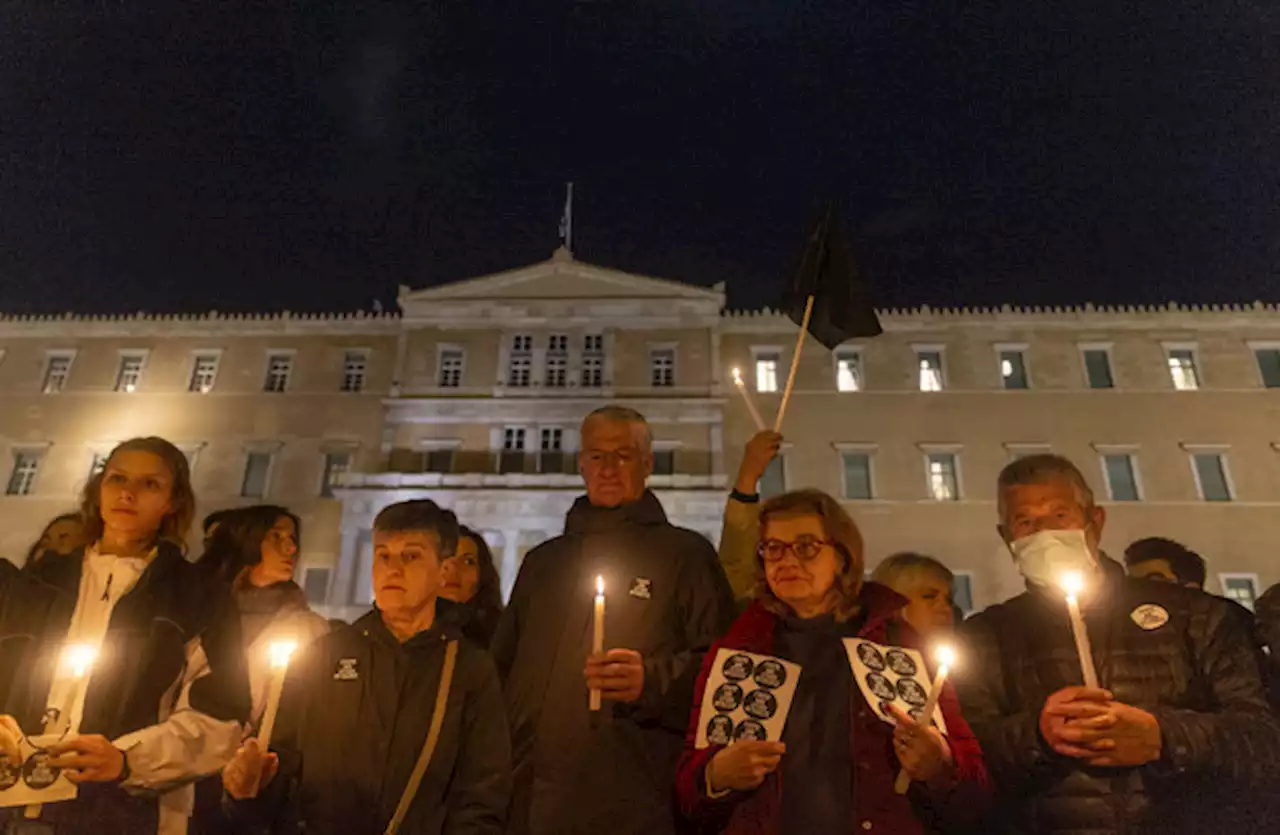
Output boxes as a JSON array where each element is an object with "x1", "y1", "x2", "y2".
[{"x1": 0, "y1": 311, "x2": 402, "y2": 338}]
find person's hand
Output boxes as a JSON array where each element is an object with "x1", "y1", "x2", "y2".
[
  {"x1": 707, "y1": 741, "x2": 786, "y2": 792},
  {"x1": 0, "y1": 715, "x2": 21, "y2": 765},
  {"x1": 223, "y1": 738, "x2": 279, "y2": 800},
  {"x1": 47, "y1": 735, "x2": 124, "y2": 783},
  {"x1": 889, "y1": 705, "x2": 953, "y2": 785},
  {"x1": 585, "y1": 649, "x2": 645, "y2": 703},
  {"x1": 734, "y1": 431, "x2": 782, "y2": 494},
  {"x1": 1079, "y1": 702, "x2": 1162, "y2": 767},
  {"x1": 1039, "y1": 686, "x2": 1116, "y2": 758}
]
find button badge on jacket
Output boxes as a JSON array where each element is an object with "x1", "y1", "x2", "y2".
[
  {"x1": 1130, "y1": 604, "x2": 1170, "y2": 631},
  {"x1": 334, "y1": 658, "x2": 359, "y2": 681},
  {"x1": 629, "y1": 578, "x2": 652, "y2": 600}
]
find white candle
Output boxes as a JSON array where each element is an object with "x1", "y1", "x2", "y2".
[
  {"x1": 257, "y1": 640, "x2": 297, "y2": 749},
  {"x1": 894, "y1": 644, "x2": 955, "y2": 794},
  {"x1": 590, "y1": 576, "x2": 605, "y2": 712},
  {"x1": 1060, "y1": 572, "x2": 1099, "y2": 689},
  {"x1": 53, "y1": 644, "x2": 98, "y2": 734},
  {"x1": 731, "y1": 367, "x2": 767, "y2": 431}
]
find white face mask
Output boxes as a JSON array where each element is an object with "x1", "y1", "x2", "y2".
[{"x1": 1009, "y1": 529, "x2": 1097, "y2": 589}]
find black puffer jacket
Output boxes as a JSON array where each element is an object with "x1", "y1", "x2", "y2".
[
  {"x1": 954, "y1": 572, "x2": 1280, "y2": 835},
  {"x1": 491, "y1": 490, "x2": 736, "y2": 835}
]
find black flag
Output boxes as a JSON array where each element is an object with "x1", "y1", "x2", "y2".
[{"x1": 781, "y1": 205, "x2": 882, "y2": 351}]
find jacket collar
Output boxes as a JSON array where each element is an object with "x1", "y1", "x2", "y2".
[
  {"x1": 358, "y1": 598, "x2": 462, "y2": 650},
  {"x1": 564, "y1": 489, "x2": 668, "y2": 536},
  {"x1": 726, "y1": 581, "x2": 911, "y2": 653}
]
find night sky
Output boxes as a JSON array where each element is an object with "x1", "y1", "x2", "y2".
[{"x1": 1, "y1": 2, "x2": 1276, "y2": 315}]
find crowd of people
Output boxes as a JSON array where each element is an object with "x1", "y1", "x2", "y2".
[{"x1": 0, "y1": 404, "x2": 1277, "y2": 834}]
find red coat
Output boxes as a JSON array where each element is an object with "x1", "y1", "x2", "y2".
[{"x1": 675, "y1": 584, "x2": 991, "y2": 834}]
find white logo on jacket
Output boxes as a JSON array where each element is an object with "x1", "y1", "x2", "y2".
[
  {"x1": 1130, "y1": 604, "x2": 1170, "y2": 631},
  {"x1": 630, "y1": 578, "x2": 652, "y2": 600},
  {"x1": 334, "y1": 658, "x2": 359, "y2": 680}
]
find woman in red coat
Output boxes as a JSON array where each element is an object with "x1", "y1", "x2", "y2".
[{"x1": 676, "y1": 489, "x2": 990, "y2": 834}]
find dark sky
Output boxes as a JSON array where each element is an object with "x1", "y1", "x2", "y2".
[{"x1": 1, "y1": 1, "x2": 1277, "y2": 314}]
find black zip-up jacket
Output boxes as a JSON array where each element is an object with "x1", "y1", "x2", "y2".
[
  {"x1": 231, "y1": 605, "x2": 511, "y2": 835},
  {"x1": 954, "y1": 573, "x2": 1280, "y2": 835},
  {"x1": 491, "y1": 490, "x2": 736, "y2": 835},
  {"x1": 0, "y1": 542, "x2": 250, "y2": 834}
]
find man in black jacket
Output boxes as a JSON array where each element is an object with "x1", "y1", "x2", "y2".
[
  {"x1": 954, "y1": 454, "x2": 1280, "y2": 834},
  {"x1": 224, "y1": 499, "x2": 510, "y2": 835},
  {"x1": 491, "y1": 406, "x2": 736, "y2": 835}
]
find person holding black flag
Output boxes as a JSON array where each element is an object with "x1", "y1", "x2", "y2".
[
  {"x1": 953, "y1": 454, "x2": 1280, "y2": 834},
  {"x1": 491, "y1": 406, "x2": 736, "y2": 835}
]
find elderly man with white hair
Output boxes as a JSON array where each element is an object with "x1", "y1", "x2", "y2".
[{"x1": 492, "y1": 405, "x2": 736, "y2": 835}]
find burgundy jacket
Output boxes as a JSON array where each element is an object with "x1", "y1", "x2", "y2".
[{"x1": 675, "y1": 584, "x2": 991, "y2": 834}]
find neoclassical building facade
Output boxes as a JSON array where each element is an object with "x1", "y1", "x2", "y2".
[{"x1": 2, "y1": 247, "x2": 1279, "y2": 620}]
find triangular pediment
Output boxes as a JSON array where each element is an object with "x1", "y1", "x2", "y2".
[{"x1": 399, "y1": 249, "x2": 724, "y2": 304}]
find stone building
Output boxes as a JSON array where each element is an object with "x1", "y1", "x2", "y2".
[{"x1": 2, "y1": 247, "x2": 1278, "y2": 620}]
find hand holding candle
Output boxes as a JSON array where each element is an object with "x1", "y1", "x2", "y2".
[
  {"x1": 1060, "y1": 571, "x2": 1099, "y2": 689},
  {"x1": 731, "y1": 367, "x2": 767, "y2": 431},
  {"x1": 52, "y1": 644, "x2": 98, "y2": 735},
  {"x1": 894, "y1": 644, "x2": 956, "y2": 794},
  {"x1": 257, "y1": 640, "x2": 297, "y2": 749}
]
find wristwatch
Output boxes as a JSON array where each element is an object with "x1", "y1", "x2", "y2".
[
  {"x1": 115, "y1": 748, "x2": 131, "y2": 783},
  {"x1": 729, "y1": 489, "x2": 760, "y2": 504}
]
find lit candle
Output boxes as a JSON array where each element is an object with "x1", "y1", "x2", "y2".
[
  {"x1": 894, "y1": 644, "x2": 955, "y2": 794},
  {"x1": 590, "y1": 576, "x2": 605, "y2": 712},
  {"x1": 731, "y1": 367, "x2": 766, "y2": 431},
  {"x1": 257, "y1": 640, "x2": 298, "y2": 749},
  {"x1": 1060, "y1": 571, "x2": 1099, "y2": 689},
  {"x1": 53, "y1": 644, "x2": 98, "y2": 734}
]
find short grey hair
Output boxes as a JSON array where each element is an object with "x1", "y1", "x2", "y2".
[
  {"x1": 872, "y1": 552, "x2": 955, "y2": 593},
  {"x1": 581, "y1": 405, "x2": 653, "y2": 453},
  {"x1": 997, "y1": 453, "x2": 1095, "y2": 520}
]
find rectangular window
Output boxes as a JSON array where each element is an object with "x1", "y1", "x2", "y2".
[
  {"x1": 340, "y1": 351, "x2": 367, "y2": 393},
  {"x1": 1220, "y1": 574, "x2": 1260, "y2": 611},
  {"x1": 835, "y1": 350, "x2": 862, "y2": 392},
  {"x1": 917, "y1": 350, "x2": 945, "y2": 392},
  {"x1": 1102, "y1": 454, "x2": 1141, "y2": 501},
  {"x1": 88, "y1": 452, "x2": 109, "y2": 481},
  {"x1": 1192, "y1": 453, "x2": 1233, "y2": 501},
  {"x1": 1082, "y1": 348, "x2": 1114, "y2": 389},
  {"x1": 500, "y1": 427, "x2": 527, "y2": 474},
  {"x1": 1167, "y1": 348, "x2": 1200, "y2": 391},
  {"x1": 952, "y1": 573, "x2": 975, "y2": 617},
  {"x1": 189, "y1": 353, "x2": 220, "y2": 393},
  {"x1": 539, "y1": 428, "x2": 564, "y2": 474},
  {"x1": 507, "y1": 335, "x2": 532, "y2": 387},
  {"x1": 115, "y1": 354, "x2": 145, "y2": 393},
  {"x1": 263, "y1": 354, "x2": 293, "y2": 393},
  {"x1": 1256, "y1": 348, "x2": 1280, "y2": 388},
  {"x1": 841, "y1": 453, "x2": 874, "y2": 500},
  {"x1": 425, "y1": 448, "x2": 455, "y2": 474},
  {"x1": 438, "y1": 349, "x2": 464, "y2": 388},
  {"x1": 302, "y1": 568, "x2": 331, "y2": 606},
  {"x1": 999, "y1": 349, "x2": 1029, "y2": 390},
  {"x1": 6, "y1": 451, "x2": 41, "y2": 496},
  {"x1": 759, "y1": 456, "x2": 786, "y2": 498},
  {"x1": 546, "y1": 335, "x2": 569, "y2": 388},
  {"x1": 320, "y1": 452, "x2": 351, "y2": 498},
  {"x1": 755, "y1": 353, "x2": 780, "y2": 393},
  {"x1": 548, "y1": 334, "x2": 569, "y2": 354},
  {"x1": 582, "y1": 334, "x2": 604, "y2": 388},
  {"x1": 241, "y1": 453, "x2": 273, "y2": 498},
  {"x1": 650, "y1": 349, "x2": 675, "y2": 388},
  {"x1": 42, "y1": 354, "x2": 73, "y2": 394},
  {"x1": 653, "y1": 449, "x2": 676, "y2": 476},
  {"x1": 927, "y1": 453, "x2": 959, "y2": 500}
]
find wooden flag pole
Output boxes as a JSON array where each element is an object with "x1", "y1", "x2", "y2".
[{"x1": 774, "y1": 295, "x2": 814, "y2": 432}]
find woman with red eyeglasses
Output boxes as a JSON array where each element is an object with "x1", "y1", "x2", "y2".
[{"x1": 676, "y1": 489, "x2": 990, "y2": 834}]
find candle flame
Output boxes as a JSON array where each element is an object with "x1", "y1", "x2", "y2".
[
  {"x1": 596, "y1": 575, "x2": 605, "y2": 596},
  {"x1": 934, "y1": 644, "x2": 956, "y2": 669},
  {"x1": 1060, "y1": 571, "x2": 1085, "y2": 598},
  {"x1": 731, "y1": 367, "x2": 744, "y2": 385},
  {"x1": 63, "y1": 644, "x2": 97, "y2": 679},
  {"x1": 269, "y1": 640, "x2": 298, "y2": 669}
]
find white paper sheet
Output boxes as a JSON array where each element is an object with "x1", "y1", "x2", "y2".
[
  {"x1": 694, "y1": 648, "x2": 802, "y2": 749},
  {"x1": 0, "y1": 733, "x2": 78, "y2": 809},
  {"x1": 844, "y1": 638, "x2": 948, "y2": 734}
]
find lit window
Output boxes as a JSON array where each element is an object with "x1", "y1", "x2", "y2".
[
  {"x1": 438, "y1": 349, "x2": 464, "y2": 388},
  {"x1": 189, "y1": 354, "x2": 220, "y2": 393},
  {"x1": 320, "y1": 452, "x2": 351, "y2": 497},
  {"x1": 1220, "y1": 575, "x2": 1259, "y2": 610},
  {"x1": 999, "y1": 350, "x2": 1029, "y2": 390},
  {"x1": 6, "y1": 452, "x2": 41, "y2": 496},
  {"x1": 755, "y1": 353, "x2": 779, "y2": 393},
  {"x1": 650, "y1": 349, "x2": 676, "y2": 388},
  {"x1": 1167, "y1": 348, "x2": 1200, "y2": 391},
  {"x1": 263, "y1": 354, "x2": 293, "y2": 393},
  {"x1": 927, "y1": 453, "x2": 959, "y2": 500},
  {"x1": 917, "y1": 351, "x2": 944, "y2": 392},
  {"x1": 42, "y1": 354, "x2": 73, "y2": 394},
  {"x1": 835, "y1": 351, "x2": 862, "y2": 392},
  {"x1": 341, "y1": 351, "x2": 367, "y2": 393},
  {"x1": 115, "y1": 355, "x2": 145, "y2": 393}
]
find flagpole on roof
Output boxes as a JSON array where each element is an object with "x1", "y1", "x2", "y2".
[{"x1": 558, "y1": 182, "x2": 574, "y2": 255}]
